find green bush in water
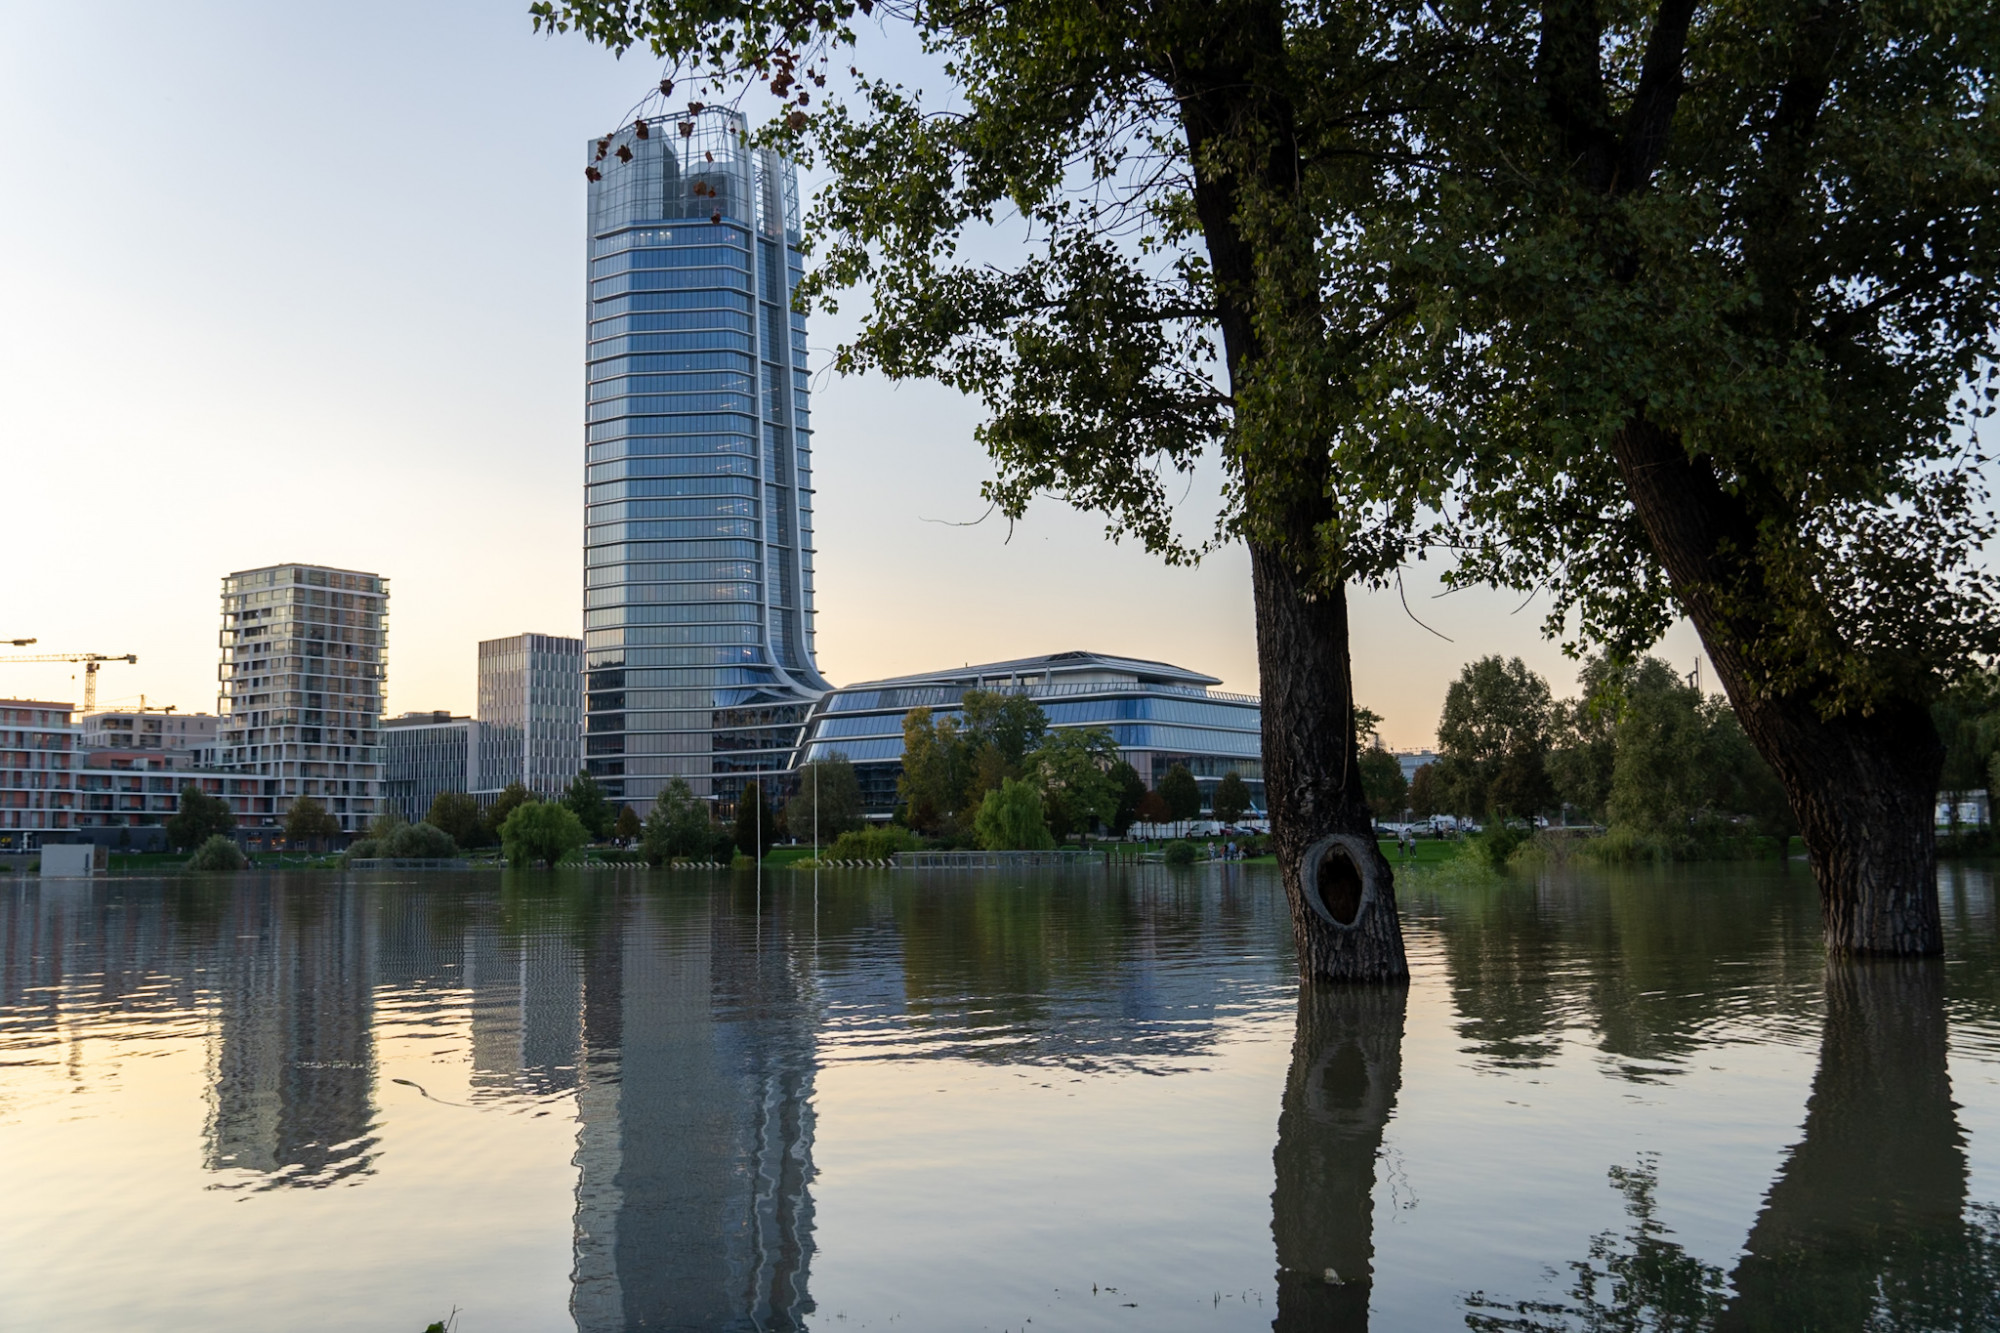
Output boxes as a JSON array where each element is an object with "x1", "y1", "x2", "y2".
[
  {"x1": 1163, "y1": 839, "x2": 1201, "y2": 866},
  {"x1": 187, "y1": 834, "x2": 248, "y2": 872},
  {"x1": 383, "y1": 821, "x2": 457, "y2": 859},
  {"x1": 826, "y1": 826, "x2": 920, "y2": 860}
]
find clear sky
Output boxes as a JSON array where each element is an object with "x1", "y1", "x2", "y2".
[{"x1": 0, "y1": 0, "x2": 1713, "y2": 749}]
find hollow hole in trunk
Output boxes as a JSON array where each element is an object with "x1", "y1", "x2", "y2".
[{"x1": 1317, "y1": 843, "x2": 1364, "y2": 926}]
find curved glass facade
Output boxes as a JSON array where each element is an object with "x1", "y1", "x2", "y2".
[
  {"x1": 584, "y1": 109, "x2": 827, "y2": 807},
  {"x1": 794, "y1": 651, "x2": 1265, "y2": 819}
]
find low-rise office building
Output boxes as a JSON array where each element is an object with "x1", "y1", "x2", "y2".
[
  {"x1": 793, "y1": 650, "x2": 1264, "y2": 820},
  {"x1": 477, "y1": 633, "x2": 582, "y2": 800},
  {"x1": 384, "y1": 711, "x2": 478, "y2": 823}
]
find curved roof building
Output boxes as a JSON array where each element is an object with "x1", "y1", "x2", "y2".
[{"x1": 794, "y1": 650, "x2": 1264, "y2": 819}]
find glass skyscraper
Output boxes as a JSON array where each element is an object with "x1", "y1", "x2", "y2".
[
  {"x1": 475, "y1": 632, "x2": 583, "y2": 799},
  {"x1": 583, "y1": 107, "x2": 827, "y2": 809}
]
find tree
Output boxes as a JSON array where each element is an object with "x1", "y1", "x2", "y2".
[
  {"x1": 482, "y1": 783, "x2": 536, "y2": 844},
  {"x1": 499, "y1": 801, "x2": 589, "y2": 868},
  {"x1": 642, "y1": 777, "x2": 715, "y2": 864},
  {"x1": 563, "y1": 771, "x2": 615, "y2": 840},
  {"x1": 732, "y1": 780, "x2": 774, "y2": 861},
  {"x1": 1373, "y1": 0, "x2": 2000, "y2": 953},
  {"x1": 1109, "y1": 760, "x2": 1148, "y2": 837},
  {"x1": 614, "y1": 804, "x2": 642, "y2": 843},
  {"x1": 166, "y1": 785, "x2": 234, "y2": 852},
  {"x1": 1213, "y1": 771, "x2": 1253, "y2": 825},
  {"x1": 1433, "y1": 657, "x2": 1556, "y2": 820},
  {"x1": 532, "y1": 0, "x2": 1414, "y2": 981},
  {"x1": 1406, "y1": 765, "x2": 1438, "y2": 820},
  {"x1": 1135, "y1": 790, "x2": 1173, "y2": 829},
  {"x1": 1157, "y1": 765, "x2": 1203, "y2": 836},
  {"x1": 427, "y1": 791, "x2": 487, "y2": 849},
  {"x1": 1031, "y1": 726, "x2": 1122, "y2": 843},
  {"x1": 1547, "y1": 658, "x2": 1626, "y2": 825},
  {"x1": 974, "y1": 777, "x2": 1056, "y2": 851},
  {"x1": 898, "y1": 707, "x2": 971, "y2": 834},
  {"x1": 283, "y1": 796, "x2": 341, "y2": 850},
  {"x1": 785, "y1": 755, "x2": 865, "y2": 845},
  {"x1": 1356, "y1": 750, "x2": 1407, "y2": 823}
]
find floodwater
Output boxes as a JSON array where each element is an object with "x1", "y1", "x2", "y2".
[{"x1": 2, "y1": 862, "x2": 1997, "y2": 1331}]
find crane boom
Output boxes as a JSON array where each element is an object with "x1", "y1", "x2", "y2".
[{"x1": 0, "y1": 652, "x2": 138, "y2": 711}]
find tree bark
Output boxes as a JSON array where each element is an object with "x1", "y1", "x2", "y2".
[
  {"x1": 1170, "y1": 2, "x2": 1409, "y2": 983},
  {"x1": 1611, "y1": 420, "x2": 1944, "y2": 955},
  {"x1": 1252, "y1": 544, "x2": 1409, "y2": 981}
]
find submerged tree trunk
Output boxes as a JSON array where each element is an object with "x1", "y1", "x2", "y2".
[
  {"x1": 1172, "y1": 2, "x2": 1409, "y2": 983},
  {"x1": 1612, "y1": 420, "x2": 1944, "y2": 955},
  {"x1": 1252, "y1": 544, "x2": 1409, "y2": 981}
]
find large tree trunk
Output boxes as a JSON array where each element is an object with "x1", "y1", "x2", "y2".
[
  {"x1": 1612, "y1": 420, "x2": 1944, "y2": 955},
  {"x1": 1172, "y1": 3, "x2": 1409, "y2": 984},
  {"x1": 1253, "y1": 543, "x2": 1409, "y2": 981}
]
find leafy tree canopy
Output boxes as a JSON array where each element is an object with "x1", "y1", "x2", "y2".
[
  {"x1": 1157, "y1": 764, "x2": 1203, "y2": 825},
  {"x1": 563, "y1": 771, "x2": 616, "y2": 840},
  {"x1": 500, "y1": 801, "x2": 590, "y2": 868},
  {"x1": 427, "y1": 791, "x2": 488, "y2": 849},
  {"x1": 643, "y1": 777, "x2": 715, "y2": 863},
  {"x1": 167, "y1": 785, "x2": 235, "y2": 852},
  {"x1": 1210, "y1": 770, "x2": 1250, "y2": 826},
  {"x1": 1032, "y1": 726, "x2": 1121, "y2": 842},
  {"x1": 284, "y1": 796, "x2": 341, "y2": 847},
  {"x1": 733, "y1": 780, "x2": 775, "y2": 859},
  {"x1": 974, "y1": 777, "x2": 1056, "y2": 851},
  {"x1": 786, "y1": 754, "x2": 865, "y2": 843}
]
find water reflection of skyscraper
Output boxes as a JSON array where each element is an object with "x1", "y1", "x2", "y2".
[
  {"x1": 204, "y1": 882, "x2": 377, "y2": 1186},
  {"x1": 570, "y1": 891, "x2": 818, "y2": 1333}
]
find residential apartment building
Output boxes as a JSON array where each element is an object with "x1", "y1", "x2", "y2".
[
  {"x1": 0, "y1": 700, "x2": 78, "y2": 850},
  {"x1": 0, "y1": 701, "x2": 282, "y2": 851},
  {"x1": 383, "y1": 711, "x2": 477, "y2": 823},
  {"x1": 83, "y1": 709, "x2": 220, "y2": 759},
  {"x1": 476, "y1": 634, "x2": 581, "y2": 799},
  {"x1": 216, "y1": 563, "x2": 388, "y2": 833},
  {"x1": 582, "y1": 106, "x2": 828, "y2": 811}
]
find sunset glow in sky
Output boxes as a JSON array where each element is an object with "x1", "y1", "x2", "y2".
[{"x1": 0, "y1": 1, "x2": 1714, "y2": 749}]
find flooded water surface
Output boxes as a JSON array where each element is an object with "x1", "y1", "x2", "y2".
[{"x1": 3, "y1": 863, "x2": 1998, "y2": 1330}]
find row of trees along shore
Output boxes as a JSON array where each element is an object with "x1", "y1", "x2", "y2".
[{"x1": 539, "y1": 0, "x2": 2000, "y2": 972}]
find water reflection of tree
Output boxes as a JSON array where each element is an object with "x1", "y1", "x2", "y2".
[
  {"x1": 1270, "y1": 982, "x2": 1407, "y2": 1331},
  {"x1": 1463, "y1": 961, "x2": 2000, "y2": 1331},
  {"x1": 1410, "y1": 869, "x2": 1825, "y2": 1078}
]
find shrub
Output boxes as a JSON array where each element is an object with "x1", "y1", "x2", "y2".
[
  {"x1": 383, "y1": 821, "x2": 457, "y2": 859},
  {"x1": 187, "y1": 835, "x2": 247, "y2": 872},
  {"x1": 344, "y1": 838, "x2": 382, "y2": 863},
  {"x1": 826, "y1": 826, "x2": 920, "y2": 860},
  {"x1": 1163, "y1": 839, "x2": 1201, "y2": 866}
]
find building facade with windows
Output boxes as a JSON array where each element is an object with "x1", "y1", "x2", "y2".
[
  {"x1": 0, "y1": 700, "x2": 78, "y2": 850},
  {"x1": 384, "y1": 711, "x2": 478, "y2": 822},
  {"x1": 793, "y1": 651, "x2": 1265, "y2": 820},
  {"x1": 216, "y1": 563, "x2": 388, "y2": 833},
  {"x1": 83, "y1": 709, "x2": 220, "y2": 757},
  {"x1": 475, "y1": 634, "x2": 581, "y2": 800},
  {"x1": 582, "y1": 107, "x2": 828, "y2": 811}
]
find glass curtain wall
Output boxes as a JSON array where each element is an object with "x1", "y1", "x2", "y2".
[{"x1": 583, "y1": 108, "x2": 827, "y2": 810}]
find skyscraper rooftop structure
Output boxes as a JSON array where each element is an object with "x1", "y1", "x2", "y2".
[
  {"x1": 217, "y1": 563, "x2": 387, "y2": 833},
  {"x1": 583, "y1": 106, "x2": 828, "y2": 810}
]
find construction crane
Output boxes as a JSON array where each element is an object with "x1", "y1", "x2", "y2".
[{"x1": 0, "y1": 652, "x2": 138, "y2": 711}]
